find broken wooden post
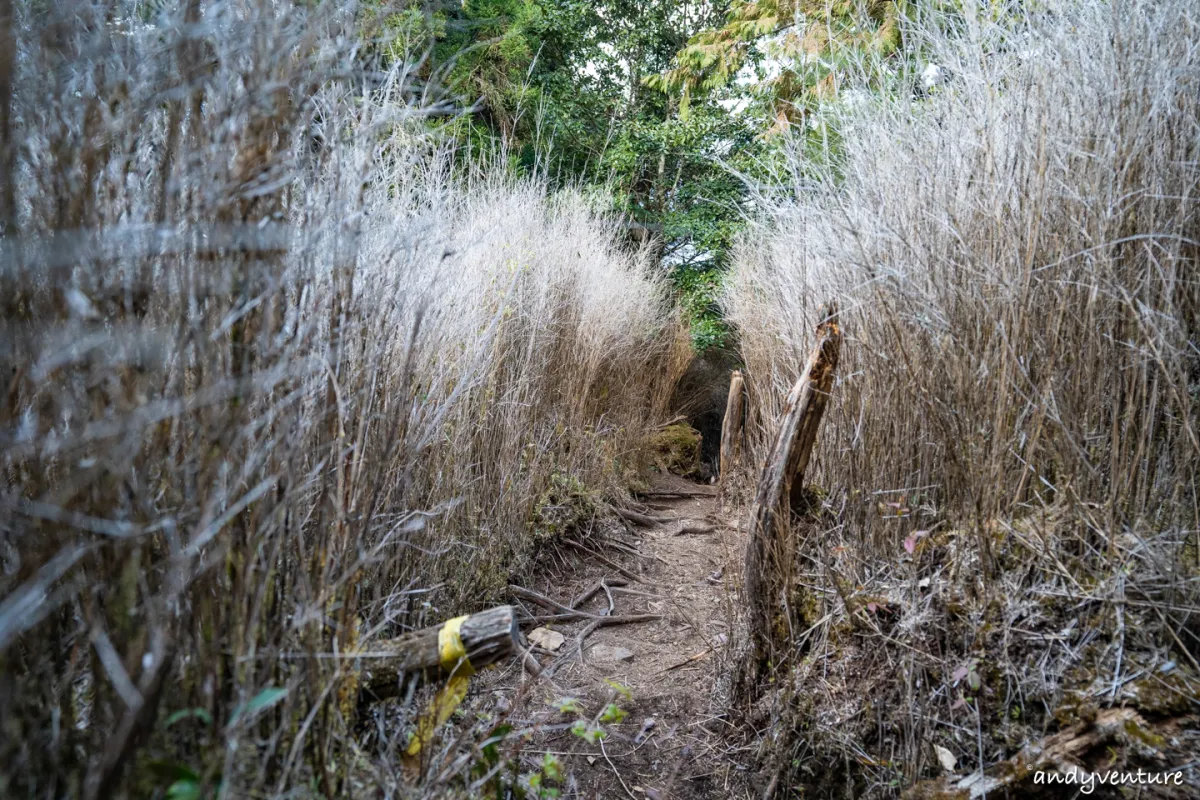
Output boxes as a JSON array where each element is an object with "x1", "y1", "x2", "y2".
[
  {"x1": 356, "y1": 605, "x2": 519, "y2": 703},
  {"x1": 742, "y1": 304, "x2": 841, "y2": 688},
  {"x1": 719, "y1": 369, "x2": 746, "y2": 481}
]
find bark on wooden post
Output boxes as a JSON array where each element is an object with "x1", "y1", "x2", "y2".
[
  {"x1": 356, "y1": 605, "x2": 519, "y2": 703},
  {"x1": 719, "y1": 370, "x2": 746, "y2": 481},
  {"x1": 742, "y1": 304, "x2": 841, "y2": 687}
]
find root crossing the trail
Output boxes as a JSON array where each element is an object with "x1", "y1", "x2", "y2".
[{"x1": 482, "y1": 474, "x2": 751, "y2": 799}]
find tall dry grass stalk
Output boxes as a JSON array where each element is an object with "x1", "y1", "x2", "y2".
[
  {"x1": 726, "y1": 0, "x2": 1199, "y2": 789},
  {"x1": 731, "y1": 0, "x2": 1199, "y2": 588},
  {"x1": 0, "y1": 2, "x2": 683, "y2": 796}
]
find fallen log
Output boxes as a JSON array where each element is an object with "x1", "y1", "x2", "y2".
[
  {"x1": 633, "y1": 490, "x2": 716, "y2": 499},
  {"x1": 742, "y1": 303, "x2": 841, "y2": 691},
  {"x1": 356, "y1": 605, "x2": 519, "y2": 703},
  {"x1": 719, "y1": 369, "x2": 746, "y2": 481}
]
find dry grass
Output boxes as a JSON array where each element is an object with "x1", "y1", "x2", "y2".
[
  {"x1": 725, "y1": 0, "x2": 1200, "y2": 793},
  {"x1": 0, "y1": 2, "x2": 685, "y2": 796}
]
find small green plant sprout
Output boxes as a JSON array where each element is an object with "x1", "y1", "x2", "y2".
[
  {"x1": 479, "y1": 723, "x2": 512, "y2": 768},
  {"x1": 521, "y1": 754, "x2": 564, "y2": 799},
  {"x1": 470, "y1": 723, "x2": 516, "y2": 793},
  {"x1": 570, "y1": 719, "x2": 605, "y2": 744},
  {"x1": 522, "y1": 769, "x2": 561, "y2": 799},
  {"x1": 540, "y1": 753, "x2": 562, "y2": 783},
  {"x1": 149, "y1": 761, "x2": 215, "y2": 800},
  {"x1": 552, "y1": 697, "x2": 582, "y2": 715},
  {"x1": 166, "y1": 779, "x2": 202, "y2": 800},
  {"x1": 599, "y1": 703, "x2": 627, "y2": 724},
  {"x1": 602, "y1": 679, "x2": 632, "y2": 700}
]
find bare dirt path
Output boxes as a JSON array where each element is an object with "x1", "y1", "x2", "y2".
[{"x1": 483, "y1": 473, "x2": 752, "y2": 799}]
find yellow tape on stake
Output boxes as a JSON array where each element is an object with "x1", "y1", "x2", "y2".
[{"x1": 405, "y1": 615, "x2": 474, "y2": 757}]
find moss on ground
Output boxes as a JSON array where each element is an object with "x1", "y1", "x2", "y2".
[
  {"x1": 530, "y1": 471, "x2": 598, "y2": 543},
  {"x1": 646, "y1": 423, "x2": 702, "y2": 477}
]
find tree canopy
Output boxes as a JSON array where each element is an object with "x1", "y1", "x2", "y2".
[{"x1": 369, "y1": 0, "x2": 912, "y2": 350}]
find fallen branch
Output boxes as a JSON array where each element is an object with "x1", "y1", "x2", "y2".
[
  {"x1": 576, "y1": 620, "x2": 601, "y2": 663},
  {"x1": 610, "y1": 586, "x2": 663, "y2": 600},
  {"x1": 508, "y1": 586, "x2": 577, "y2": 617},
  {"x1": 634, "y1": 490, "x2": 716, "y2": 500},
  {"x1": 601, "y1": 737, "x2": 640, "y2": 800},
  {"x1": 522, "y1": 613, "x2": 590, "y2": 626},
  {"x1": 522, "y1": 648, "x2": 543, "y2": 677},
  {"x1": 674, "y1": 524, "x2": 714, "y2": 536},
  {"x1": 510, "y1": 585, "x2": 654, "y2": 630},
  {"x1": 605, "y1": 538, "x2": 644, "y2": 557},
  {"x1": 660, "y1": 648, "x2": 712, "y2": 672},
  {"x1": 600, "y1": 580, "x2": 616, "y2": 616},
  {"x1": 571, "y1": 578, "x2": 629, "y2": 610},
  {"x1": 563, "y1": 539, "x2": 647, "y2": 583},
  {"x1": 357, "y1": 606, "x2": 519, "y2": 703},
  {"x1": 614, "y1": 506, "x2": 672, "y2": 527}
]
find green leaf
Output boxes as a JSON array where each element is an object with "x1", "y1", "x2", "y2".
[
  {"x1": 541, "y1": 752, "x2": 562, "y2": 782},
  {"x1": 165, "y1": 708, "x2": 213, "y2": 728},
  {"x1": 569, "y1": 720, "x2": 604, "y2": 743},
  {"x1": 553, "y1": 696, "x2": 582, "y2": 715},
  {"x1": 602, "y1": 679, "x2": 632, "y2": 700},
  {"x1": 229, "y1": 686, "x2": 287, "y2": 725},
  {"x1": 599, "y1": 703, "x2": 627, "y2": 724},
  {"x1": 481, "y1": 723, "x2": 513, "y2": 766},
  {"x1": 166, "y1": 779, "x2": 202, "y2": 800},
  {"x1": 147, "y1": 760, "x2": 201, "y2": 784}
]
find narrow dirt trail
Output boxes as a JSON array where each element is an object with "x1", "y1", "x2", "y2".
[{"x1": 486, "y1": 473, "x2": 752, "y2": 799}]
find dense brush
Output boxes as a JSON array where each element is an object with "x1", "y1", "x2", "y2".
[
  {"x1": 726, "y1": 0, "x2": 1200, "y2": 791},
  {"x1": 0, "y1": 1, "x2": 684, "y2": 796}
]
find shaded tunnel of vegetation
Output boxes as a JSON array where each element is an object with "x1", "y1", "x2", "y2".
[{"x1": 3, "y1": 0, "x2": 1200, "y2": 798}]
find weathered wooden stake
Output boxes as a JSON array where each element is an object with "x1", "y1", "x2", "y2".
[
  {"x1": 719, "y1": 369, "x2": 746, "y2": 481},
  {"x1": 742, "y1": 304, "x2": 841, "y2": 684},
  {"x1": 356, "y1": 605, "x2": 519, "y2": 703}
]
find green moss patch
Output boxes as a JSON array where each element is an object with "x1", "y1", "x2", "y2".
[{"x1": 646, "y1": 423, "x2": 702, "y2": 477}]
